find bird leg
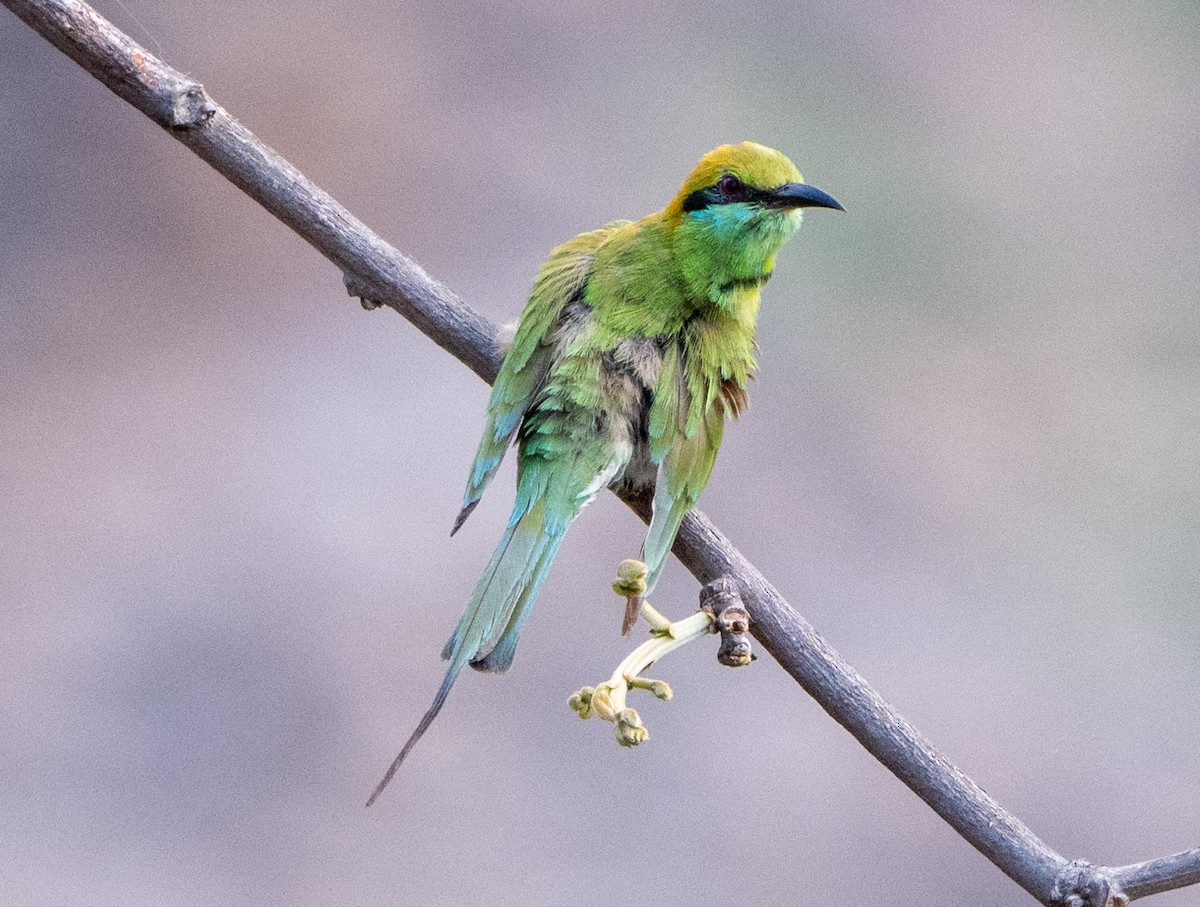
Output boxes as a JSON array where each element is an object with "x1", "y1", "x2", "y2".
[
  {"x1": 568, "y1": 570, "x2": 753, "y2": 747},
  {"x1": 612, "y1": 558, "x2": 652, "y2": 635}
]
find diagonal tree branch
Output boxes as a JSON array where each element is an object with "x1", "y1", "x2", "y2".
[{"x1": 7, "y1": 1, "x2": 1197, "y2": 904}]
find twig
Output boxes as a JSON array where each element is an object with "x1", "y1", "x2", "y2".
[
  {"x1": 6, "y1": 2, "x2": 1197, "y2": 903},
  {"x1": 1114, "y1": 849, "x2": 1200, "y2": 901}
]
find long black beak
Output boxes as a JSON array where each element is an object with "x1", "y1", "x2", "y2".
[{"x1": 770, "y1": 182, "x2": 844, "y2": 212}]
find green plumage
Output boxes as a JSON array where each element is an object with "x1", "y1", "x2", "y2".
[{"x1": 367, "y1": 142, "x2": 841, "y2": 804}]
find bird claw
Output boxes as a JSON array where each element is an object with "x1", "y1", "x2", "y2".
[
  {"x1": 627, "y1": 675, "x2": 673, "y2": 700},
  {"x1": 613, "y1": 559, "x2": 649, "y2": 635},
  {"x1": 571, "y1": 572, "x2": 756, "y2": 748},
  {"x1": 614, "y1": 708, "x2": 648, "y2": 746},
  {"x1": 567, "y1": 686, "x2": 597, "y2": 720},
  {"x1": 611, "y1": 559, "x2": 649, "y2": 598},
  {"x1": 570, "y1": 580, "x2": 720, "y2": 747}
]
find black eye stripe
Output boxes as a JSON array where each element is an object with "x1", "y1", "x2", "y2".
[
  {"x1": 682, "y1": 180, "x2": 773, "y2": 213},
  {"x1": 681, "y1": 184, "x2": 724, "y2": 212}
]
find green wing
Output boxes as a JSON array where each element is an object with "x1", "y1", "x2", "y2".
[
  {"x1": 641, "y1": 344, "x2": 725, "y2": 593},
  {"x1": 452, "y1": 220, "x2": 631, "y2": 534}
]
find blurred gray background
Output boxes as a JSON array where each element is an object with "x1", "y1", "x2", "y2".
[{"x1": 3, "y1": 1, "x2": 1199, "y2": 904}]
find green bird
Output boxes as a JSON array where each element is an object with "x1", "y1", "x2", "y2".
[{"x1": 367, "y1": 142, "x2": 841, "y2": 805}]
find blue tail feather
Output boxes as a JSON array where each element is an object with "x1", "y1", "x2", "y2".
[
  {"x1": 470, "y1": 531, "x2": 565, "y2": 673},
  {"x1": 370, "y1": 501, "x2": 564, "y2": 804},
  {"x1": 365, "y1": 655, "x2": 466, "y2": 806}
]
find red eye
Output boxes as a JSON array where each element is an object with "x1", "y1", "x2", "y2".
[{"x1": 719, "y1": 174, "x2": 743, "y2": 196}]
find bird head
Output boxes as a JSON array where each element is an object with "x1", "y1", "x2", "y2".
[{"x1": 666, "y1": 142, "x2": 841, "y2": 306}]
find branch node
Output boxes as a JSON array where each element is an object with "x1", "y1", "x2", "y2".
[
  {"x1": 166, "y1": 83, "x2": 216, "y2": 129},
  {"x1": 343, "y1": 272, "x2": 382, "y2": 309},
  {"x1": 1052, "y1": 860, "x2": 1128, "y2": 907},
  {"x1": 700, "y1": 576, "x2": 754, "y2": 667}
]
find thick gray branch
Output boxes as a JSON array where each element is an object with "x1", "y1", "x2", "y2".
[
  {"x1": 668, "y1": 506, "x2": 1067, "y2": 898},
  {"x1": 6, "y1": 1, "x2": 1196, "y2": 904},
  {"x1": 3, "y1": 0, "x2": 502, "y2": 384}
]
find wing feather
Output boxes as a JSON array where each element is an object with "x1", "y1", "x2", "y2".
[
  {"x1": 453, "y1": 220, "x2": 631, "y2": 533},
  {"x1": 642, "y1": 344, "x2": 725, "y2": 592}
]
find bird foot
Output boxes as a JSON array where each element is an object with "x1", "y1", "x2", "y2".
[
  {"x1": 612, "y1": 559, "x2": 652, "y2": 635},
  {"x1": 569, "y1": 583, "x2": 723, "y2": 748}
]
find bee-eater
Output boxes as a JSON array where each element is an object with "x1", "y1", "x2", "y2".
[{"x1": 368, "y1": 142, "x2": 841, "y2": 804}]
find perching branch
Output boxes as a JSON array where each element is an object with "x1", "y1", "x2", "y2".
[{"x1": 6, "y1": 1, "x2": 1197, "y2": 904}]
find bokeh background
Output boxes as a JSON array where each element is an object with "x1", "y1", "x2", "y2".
[{"x1": 3, "y1": 1, "x2": 1200, "y2": 903}]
